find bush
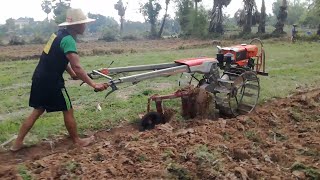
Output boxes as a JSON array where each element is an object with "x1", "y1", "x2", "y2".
[
  {"x1": 296, "y1": 34, "x2": 320, "y2": 41},
  {"x1": 92, "y1": 48, "x2": 110, "y2": 55},
  {"x1": 121, "y1": 34, "x2": 140, "y2": 41},
  {"x1": 228, "y1": 32, "x2": 282, "y2": 40},
  {"x1": 30, "y1": 35, "x2": 46, "y2": 44},
  {"x1": 0, "y1": 39, "x2": 4, "y2": 46},
  {"x1": 110, "y1": 48, "x2": 124, "y2": 54},
  {"x1": 9, "y1": 35, "x2": 25, "y2": 45},
  {"x1": 0, "y1": 55, "x2": 10, "y2": 61},
  {"x1": 99, "y1": 28, "x2": 119, "y2": 42}
]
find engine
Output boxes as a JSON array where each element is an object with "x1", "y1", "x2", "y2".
[{"x1": 216, "y1": 44, "x2": 259, "y2": 69}]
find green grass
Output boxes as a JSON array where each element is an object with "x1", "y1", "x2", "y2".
[
  {"x1": 1, "y1": 41, "x2": 320, "y2": 144},
  {"x1": 17, "y1": 165, "x2": 32, "y2": 180}
]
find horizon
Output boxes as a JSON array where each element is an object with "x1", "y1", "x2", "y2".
[{"x1": 0, "y1": 0, "x2": 276, "y2": 25}]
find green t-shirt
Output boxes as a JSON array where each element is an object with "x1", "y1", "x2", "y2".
[
  {"x1": 60, "y1": 35, "x2": 77, "y2": 54},
  {"x1": 32, "y1": 29, "x2": 77, "y2": 87}
]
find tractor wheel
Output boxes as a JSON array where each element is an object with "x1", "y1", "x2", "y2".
[{"x1": 215, "y1": 71, "x2": 260, "y2": 117}]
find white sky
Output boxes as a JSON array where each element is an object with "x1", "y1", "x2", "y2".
[{"x1": 0, "y1": 0, "x2": 276, "y2": 24}]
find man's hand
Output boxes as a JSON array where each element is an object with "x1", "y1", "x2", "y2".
[{"x1": 94, "y1": 83, "x2": 108, "y2": 92}]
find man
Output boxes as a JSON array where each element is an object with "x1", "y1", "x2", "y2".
[
  {"x1": 291, "y1": 24, "x2": 298, "y2": 43},
  {"x1": 10, "y1": 8, "x2": 108, "y2": 151},
  {"x1": 317, "y1": 24, "x2": 320, "y2": 36}
]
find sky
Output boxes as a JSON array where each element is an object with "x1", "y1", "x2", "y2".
[{"x1": 0, "y1": 0, "x2": 276, "y2": 24}]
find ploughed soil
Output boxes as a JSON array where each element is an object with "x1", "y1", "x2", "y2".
[{"x1": 0, "y1": 88, "x2": 320, "y2": 179}]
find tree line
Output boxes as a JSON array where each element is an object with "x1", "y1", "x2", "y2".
[{"x1": 0, "y1": 0, "x2": 319, "y2": 45}]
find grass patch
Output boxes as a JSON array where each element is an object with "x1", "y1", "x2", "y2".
[
  {"x1": 162, "y1": 149, "x2": 175, "y2": 160},
  {"x1": 193, "y1": 145, "x2": 221, "y2": 178},
  {"x1": 137, "y1": 154, "x2": 148, "y2": 163},
  {"x1": 195, "y1": 145, "x2": 219, "y2": 166},
  {"x1": 65, "y1": 161, "x2": 81, "y2": 173},
  {"x1": 222, "y1": 132, "x2": 231, "y2": 141},
  {"x1": 289, "y1": 107, "x2": 304, "y2": 122},
  {"x1": 17, "y1": 165, "x2": 32, "y2": 180},
  {"x1": 291, "y1": 162, "x2": 320, "y2": 180},
  {"x1": 244, "y1": 130, "x2": 262, "y2": 143},
  {"x1": 167, "y1": 162, "x2": 192, "y2": 180},
  {"x1": 1, "y1": 42, "x2": 320, "y2": 143},
  {"x1": 269, "y1": 130, "x2": 288, "y2": 142}
]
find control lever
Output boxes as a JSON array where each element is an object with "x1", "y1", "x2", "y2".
[{"x1": 108, "y1": 61, "x2": 114, "y2": 68}]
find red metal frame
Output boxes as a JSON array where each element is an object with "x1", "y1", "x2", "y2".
[
  {"x1": 147, "y1": 89, "x2": 194, "y2": 117},
  {"x1": 175, "y1": 57, "x2": 217, "y2": 67}
]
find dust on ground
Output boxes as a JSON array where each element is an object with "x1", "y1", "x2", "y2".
[{"x1": 0, "y1": 88, "x2": 319, "y2": 179}]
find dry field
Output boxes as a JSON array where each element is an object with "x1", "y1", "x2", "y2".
[{"x1": 0, "y1": 39, "x2": 214, "y2": 61}]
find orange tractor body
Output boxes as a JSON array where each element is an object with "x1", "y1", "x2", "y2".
[{"x1": 221, "y1": 44, "x2": 258, "y2": 67}]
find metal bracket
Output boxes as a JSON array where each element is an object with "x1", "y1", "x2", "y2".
[{"x1": 105, "y1": 82, "x2": 118, "y2": 98}]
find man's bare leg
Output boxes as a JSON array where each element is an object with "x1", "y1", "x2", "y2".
[
  {"x1": 11, "y1": 108, "x2": 45, "y2": 151},
  {"x1": 63, "y1": 109, "x2": 94, "y2": 147}
]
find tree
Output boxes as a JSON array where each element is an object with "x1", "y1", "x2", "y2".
[
  {"x1": 87, "y1": 13, "x2": 119, "y2": 33},
  {"x1": 300, "y1": 0, "x2": 320, "y2": 27},
  {"x1": 287, "y1": 0, "x2": 307, "y2": 25},
  {"x1": 114, "y1": 0, "x2": 127, "y2": 36},
  {"x1": 273, "y1": 0, "x2": 288, "y2": 34},
  {"x1": 162, "y1": 17, "x2": 181, "y2": 35},
  {"x1": 123, "y1": 21, "x2": 149, "y2": 35},
  {"x1": 258, "y1": 0, "x2": 266, "y2": 33},
  {"x1": 5, "y1": 18, "x2": 16, "y2": 32},
  {"x1": 242, "y1": 0, "x2": 258, "y2": 33},
  {"x1": 194, "y1": 0, "x2": 202, "y2": 14},
  {"x1": 176, "y1": 0, "x2": 194, "y2": 36},
  {"x1": 194, "y1": 6, "x2": 209, "y2": 37},
  {"x1": 176, "y1": 0, "x2": 208, "y2": 38},
  {"x1": 140, "y1": 0, "x2": 162, "y2": 38},
  {"x1": 41, "y1": 0, "x2": 52, "y2": 20},
  {"x1": 272, "y1": 0, "x2": 282, "y2": 16},
  {"x1": 273, "y1": 0, "x2": 307, "y2": 26},
  {"x1": 234, "y1": 0, "x2": 259, "y2": 34},
  {"x1": 193, "y1": 0, "x2": 203, "y2": 34},
  {"x1": 316, "y1": 0, "x2": 320, "y2": 14},
  {"x1": 52, "y1": 0, "x2": 71, "y2": 24},
  {"x1": 158, "y1": 0, "x2": 170, "y2": 37},
  {"x1": 209, "y1": 0, "x2": 232, "y2": 34}
]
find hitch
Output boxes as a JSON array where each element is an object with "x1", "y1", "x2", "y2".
[{"x1": 147, "y1": 89, "x2": 195, "y2": 119}]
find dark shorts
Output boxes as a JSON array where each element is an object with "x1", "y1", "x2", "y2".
[{"x1": 29, "y1": 80, "x2": 72, "y2": 112}]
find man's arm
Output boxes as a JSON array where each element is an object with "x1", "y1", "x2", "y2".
[
  {"x1": 66, "y1": 53, "x2": 107, "y2": 91},
  {"x1": 66, "y1": 64, "x2": 78, "y2": 80},
  {"x1": 66, "y1": 53, "x2": 97, "y2": 88}
]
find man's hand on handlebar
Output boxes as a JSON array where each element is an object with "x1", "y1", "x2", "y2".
[{"x1": 94, "y1": 83, "x2": 109, "y2": 92}]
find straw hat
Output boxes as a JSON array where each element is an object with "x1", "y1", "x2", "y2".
[{"x1": 58, "y1": 8, "x2": 95, "y2": 27}]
